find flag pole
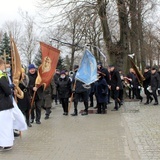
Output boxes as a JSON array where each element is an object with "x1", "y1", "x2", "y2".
[{"x1": 29, "y1": 90, "x2": 36, "y2": 116}]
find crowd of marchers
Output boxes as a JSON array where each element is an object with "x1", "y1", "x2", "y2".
[{"x1": 0, "y1": 57, "x2": 160, "y2": 152}]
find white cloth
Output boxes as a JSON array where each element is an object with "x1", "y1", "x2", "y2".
[
  {"x1": 0, "y1": 109, "x2": 14, "y2": 147},
  {"x1": 12, "y1": 98, "x2": 28, "y2": 131}
]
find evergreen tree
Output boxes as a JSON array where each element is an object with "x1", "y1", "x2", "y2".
[
  {"x1": 64, "y1": 55, "x2": 71, "y2": 71},
  {"x1": 57, "y1": 56, "x2": 66, "y2": 71},
  {"x1": 0, "y1": 33, "x2": 11, "y2": 60}
]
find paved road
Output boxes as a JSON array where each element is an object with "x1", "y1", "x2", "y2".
[{"x1": 1, "y1": 97, "x2": 160, "y2": 160}]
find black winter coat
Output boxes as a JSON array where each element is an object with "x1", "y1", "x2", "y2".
[
  {"x1": 98, "y1": 67, "x2": 110, "y2": 85},
  {"x1": 56, "y1": 76, "x2": 72, "y2": 99},
  {"x1": 110, "y1": 69, "x2": 122, "y2": 90},
  {"x1": 143, "y1": 70, "x2": 151, "y2": 88},
  {"x1": 94, "y1": 77, "x2": 108, "y2": 103},
  {"x1": 151, "y1": 72, "x2": 160, "y2": 90},
  {"x1": 28, "y1": 71, "x2": 44, "y2": 100},
  {"x1": 17, "y1": 76, "x2": 31, "y2": 112},
  {"x1": 0, "y1": 73, "x2": 13, "y2": 111},
  {"x1": 72, "y1": 72, "x2": 89, "y2": 93}
]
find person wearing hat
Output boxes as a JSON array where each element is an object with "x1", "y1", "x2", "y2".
[
  {"x1": 150, "y1": 66, "x2": 160, "y2": 105},
  {"x1": 56, "y1": 70, "x2": 72, "y2": 115},
  {"x1": 17, "y1": 68, "x2": 32, "y2": 127},
  {"x1": 28, "y1": 64, "x2": 44, "y2": 124},
  {"x1": 108, "y1": 64, "x2": 123, "y2": 111},
  {"x1": 143, "y1": 66, "x2": 153, "y2": 105}
]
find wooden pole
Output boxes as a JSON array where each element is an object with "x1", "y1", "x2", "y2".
[{"x1": 29, "y1": 90, "x2": 37, "y2": 116}]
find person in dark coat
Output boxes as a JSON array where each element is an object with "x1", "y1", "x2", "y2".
[
  {"x1": 56, "y1": 70, "x2": 72, "y2": 115},
  {"x1": 97, "y1": 62, "x2": 111, "y2": 104},
  {"x1": 151, "y1": 67, "x2": 160, "y2": 105},
  {"x1": 17, "y1": 68, "x2": 32, "y2": 127},
  {"x1": 108, "y1": 64, "x2": 122, "y2": 111},
  {"x1": 28, "y1": 64, "x2": 44, "y2": 124},
  {"x1": 52, "y1": 69, "x2": 60, "y2": 105},
  {"x1": 132, "y1": 71, "x2": 143, "y2": 102},
  {"x1": 118, "y1": 69, "x2": 125, "y2": 105},
  {"x1": 94, "y1": 73, "x2": 108, "y2": 114},
  {"x1": 42, "y1": 84, "x2": 52, "y2": 119},
  {"x1": 143, "y1": 66, "x2": 153, "y2": 105},
  {"x1": 71, "y1": 65, "x2": 89, "y2": 116}
]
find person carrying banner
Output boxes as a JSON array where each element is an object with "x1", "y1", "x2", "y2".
[
  {"x1": 71, "y1": 65, "x2": 89, "y2": 116},
  {"x1": 16, "y1": 68, "x2": 32, "y2": 127},
  {"x1": 28, "y1": 64, "x2": 44, "y2": 124}
]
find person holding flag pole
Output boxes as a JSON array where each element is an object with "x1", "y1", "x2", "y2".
[
  {"x1": 70, "y1": 49, "x2": 98, "y2": 116},
  {"x1": 29, "y1": 42, "x2": 60, "y2": 122}
]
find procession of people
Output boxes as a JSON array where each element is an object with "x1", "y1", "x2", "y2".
[{"x1": 1, "y1": 48, "x2": 160, "y2": 152}]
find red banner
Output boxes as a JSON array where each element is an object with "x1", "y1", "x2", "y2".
[{"x1": 36, "y1": 42, "x2": 60, "y2": 89}]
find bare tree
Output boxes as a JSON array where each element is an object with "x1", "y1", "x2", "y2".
[
  {"x1": 36, "y1": 0, "x2": 160, "y2": 72},
  {"x1": 18, "y1": 12, "x2": 38, "y2": 66}
]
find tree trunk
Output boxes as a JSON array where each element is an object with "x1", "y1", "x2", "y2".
[{"x1": 97, "y1": 0, "x2": 130, "y2": 73}]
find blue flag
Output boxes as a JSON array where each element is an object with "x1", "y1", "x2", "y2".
[{"x1": 75, "y1": 49, "x2": 98, "y2": 85}]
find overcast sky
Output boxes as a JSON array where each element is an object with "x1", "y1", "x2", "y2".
[{"x1": 0, "y1": 0, "x2": 37, "y2": 26}]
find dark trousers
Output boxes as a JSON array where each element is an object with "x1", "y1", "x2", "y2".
[
  {"x1": 97, "y1": 102, "x2": 106, "y2": 113},
  {"x1": 108, "y1": 89, "x2": 111, "y2": 103},
  {"x1": 152, "y1": 89, "x2": 158, "y2": 103},
  {"x1": 144, "y1": 87, "x2": 153, "y2": 103},
  {"x1": 31, "y1": 99, "x2": 42, "y2": 122},
  {"x1": 119, "y1": 89, "x2": 123, "y2": 102},
  {"x1": 111, "y1": 89, "x2": 119, "y2": 110},
  {"x1": 74, "y1": 91, "x2": 88, "y2": 111},
  {"x1": 43, "y1": 94, "x2": 52, "y2": 116},
  {"x1": 89, "y1": 92, "x2": 94, "y2": 107},
  {"x1": 61, "y1": 98, "x2": 69, "y2": 113},
  {"x1": 135, "y1": 88, "x2": 143, "y2": 101},
  {"x1": 22, "y1": 109, "x2": 30, "y2": 124}
]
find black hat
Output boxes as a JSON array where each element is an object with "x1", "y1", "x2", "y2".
[
  {"x1": 56, "y1": 68, "x2": 60, "y2": 72},
  {"x1": 73, "y1": 65, "x2": 79, "y2": 70},
  {"x1": 151, "y1": 66, "x2": 157, "y2": 70},
  {"x1": 108, "y1": 64, "x2": 115, "y2": 68},
  {"x1": 97, "y1": 62, "x2": 102, "y2": 66},
  {"x1": 145, "y1": 66, "x2": 150, "y2": 70}
]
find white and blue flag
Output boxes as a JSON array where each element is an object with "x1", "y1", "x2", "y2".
[{"x1": 75, "y1": 49, "x2": 98, "y2": 85}]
